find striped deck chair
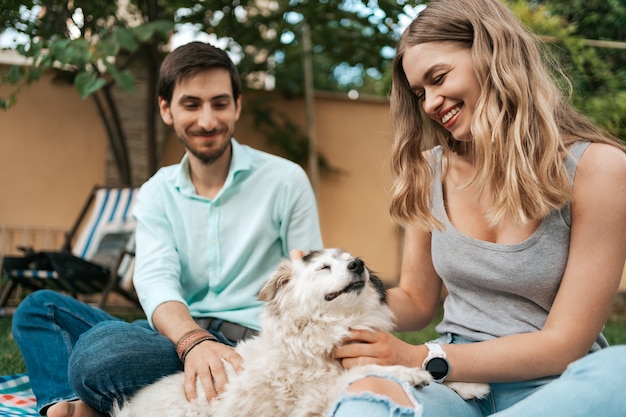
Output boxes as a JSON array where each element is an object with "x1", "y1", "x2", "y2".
[{"x1": 0, "y1": 186, "x2": 139, "y2": 312}]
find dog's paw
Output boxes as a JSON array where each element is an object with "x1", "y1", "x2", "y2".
[
  {"x1": 351, "y1": 365, "x2": 433, "y2": 388},
  {"x1": 386, "y1": 365, "x2": 433, "y2": 388},
  {"x1": 444, "y1": 382, "x2": 490, "y2": 400}
]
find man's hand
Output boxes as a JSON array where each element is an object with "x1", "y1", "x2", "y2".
[
  {"x1": 182, "y1": 339, "x2": 243, "y2": 402},
  {"x1": 151, "y1": 302, "x2": 244, "y2": 402}
]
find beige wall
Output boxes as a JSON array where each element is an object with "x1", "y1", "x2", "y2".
[
  {"x1": 0, "y1": 72, "x2": 107, "y2": 229},
  {"x1": 1, "y1": 71, "x2": 625, "y2": 291}
]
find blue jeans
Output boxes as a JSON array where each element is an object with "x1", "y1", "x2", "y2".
[
  {"x1": 11, "y1": 290, "x2": 184, "y2": 415},
  {"x1": 329, "y1": 342, "x2": 626, "y2": 417}
]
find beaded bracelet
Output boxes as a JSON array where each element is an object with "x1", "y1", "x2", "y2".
[{"x1": 175, "y1": 329, "x2": 217, "y2": 362}]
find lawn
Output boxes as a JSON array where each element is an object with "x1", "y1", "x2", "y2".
[{"x1": 2, "y1": 307, "x2": 626, "y2": 376}]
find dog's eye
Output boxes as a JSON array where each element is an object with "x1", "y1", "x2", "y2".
[{"x1": 316, "y1": 264, "x2": 331, "y2": 271}]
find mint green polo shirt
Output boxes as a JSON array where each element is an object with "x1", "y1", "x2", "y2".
[{"x1": 133, "y1": 139, "x2": 323, "y2": 330}]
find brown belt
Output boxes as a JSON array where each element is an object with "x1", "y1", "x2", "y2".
[{"x1": 194, "y1": 317, "x2": 259, "y2": 343}]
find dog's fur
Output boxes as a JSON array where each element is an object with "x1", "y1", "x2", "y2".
[{"x1": 113, "y1": 248, "x2": 488, "y2": 417}]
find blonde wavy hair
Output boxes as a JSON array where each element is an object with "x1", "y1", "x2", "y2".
[{"x1": 390, "y1": 0, "x2": 625, "y2": 230}]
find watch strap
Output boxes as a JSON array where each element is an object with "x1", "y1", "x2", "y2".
[{"x1": 425, "y1": 342, "x2": 446, "y2": 356}]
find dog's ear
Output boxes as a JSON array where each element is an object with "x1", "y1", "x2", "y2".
[
  {"x1": 258, "y1": 259, "x2": 293, "y2": 302},
  {"x1": 369, "y1": 272, "x2": 388, "y2": 304}
]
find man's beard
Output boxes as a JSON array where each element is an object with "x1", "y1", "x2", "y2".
[{"x1": 178, "y1": 133, "x2": 232, "y2": 165}]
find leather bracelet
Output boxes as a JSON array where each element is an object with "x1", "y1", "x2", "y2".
[
  {"x1": 175, "y1": 329, "x2": 216, "y2": 361},
  {"x1": 180, "y1": 335, "x2": 216, "y2": 363}
]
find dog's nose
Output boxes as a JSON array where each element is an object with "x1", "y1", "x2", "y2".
[{"x1": 348, "y1": 259, "x2": 364, "y2": 275}]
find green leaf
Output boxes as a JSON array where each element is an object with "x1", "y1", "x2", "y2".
[
  {"x1": 113, "y1": 69, "x2": 135, "y2": 92},
  {"x1": 15, "y1": 41, "x2": 43, "y2": 59},
  {"x1": 132, "y1": 26, "x2": 151, "y2": 42},
  {"x1": 96, "y1": 38, "x2": 120, "y2": 58},
  {"x1": 38, "y1": 53, "x2": 54, "y2": 69},
  {"x1": 74, "y1": 71, "x2": 106, "y2": 98},
  {"x1": 65, "y1": 39, "x2": 92, "y2": 67},
  {"x1": 113, "y1": 28, "x2": 139, "y2": 52},
  {"x1": 48, "y1": 39, "x2": 72, "y2": 64},
  {"x1": 15, "y1": 43, "x2": 27, "y2": 56},
  {"x1": 150, "y1": 20, "x2": 176, "y2": 36},
  {"x1": 29, "y1": 42, "x2": 42, "y2": 63},
  {"x1": 6, "y1": 66, "x2": 24, "y2": 84},
  {"x1": 26, "y1": 67, "x2": 43, "y2": 84},
  {"x1": 103, "y1": 61, "x2": 135, "y2": 92},
  {"x1": 0, "y1": 93, "x2": 17, "y2": 110},
  {"x1": 132, "y1": 20, "x2": 175, "y2": 42}
]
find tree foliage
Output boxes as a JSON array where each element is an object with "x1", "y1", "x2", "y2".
[
  {"x1": 527, "y1": 0, "x2": 626, "y2": 141},
  {"x1": 173, "y1": 0, "x2": 418, "y2": 95},
  {"x1": 0, "y1": 0, "x2": 174, "y2": 185},
  {"x1": 0, "y1": 0, "x2": 423, "y2": 183},
  {"x1": 0, "y1": 0, "x2": 173, "y2": 106}
]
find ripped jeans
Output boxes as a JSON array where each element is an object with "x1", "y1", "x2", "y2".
[{"x1": 328, "y1": 336, "x2": 626, "y2": 417}]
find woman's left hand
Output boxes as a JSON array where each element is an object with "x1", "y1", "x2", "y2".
[{"x1": 333, "y1": 329, "x2": 425, "y2": 369}]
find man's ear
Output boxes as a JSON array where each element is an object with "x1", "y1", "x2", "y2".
[
  {"x1": 158, "y1": 97, "x2": 173, "y2": 126},
  {"x1": 233, "y1": 95, "x2": 242, "y2": 121}
]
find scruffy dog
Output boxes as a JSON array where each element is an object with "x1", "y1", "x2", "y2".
[{"x1": 113, "y1": 248, "x2": 488, "y2": 417}]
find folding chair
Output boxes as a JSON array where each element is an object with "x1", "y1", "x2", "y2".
[{"x1": 0, "y1": 186, "x2": 140, "y2": 313}]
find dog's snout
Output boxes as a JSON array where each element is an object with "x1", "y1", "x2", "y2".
[{"x1": 348, "y1": 259, "x2": 364, "y2": 275}]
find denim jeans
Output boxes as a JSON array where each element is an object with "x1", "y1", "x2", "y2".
[
  {"x1": 11, "y1": 290, "x2": 184, "y2": 415},
  {"x1": 329, "y1": 338, "x2": 626, "y2": 417}
]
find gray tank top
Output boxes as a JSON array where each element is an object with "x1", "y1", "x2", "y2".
[{"x1": 430, "y1": 142, "x2": 607, "y2": 350}]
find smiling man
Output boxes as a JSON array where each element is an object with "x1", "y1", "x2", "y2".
[{"x1": 12, "y1": 42, "x2": 323, "y2": 417}]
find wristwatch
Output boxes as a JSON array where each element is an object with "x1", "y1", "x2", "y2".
[{"x1": 422, "y1": 342, "x2": 450, "y2": 382}]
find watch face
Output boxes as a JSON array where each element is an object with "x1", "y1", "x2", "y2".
[{"x1": 425, "y1": 357, "x2": 449, "y2": 381}]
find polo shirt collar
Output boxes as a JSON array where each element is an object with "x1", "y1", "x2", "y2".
[{"x1": 175, "y1": 138, "x2": 252, "y2": 198}]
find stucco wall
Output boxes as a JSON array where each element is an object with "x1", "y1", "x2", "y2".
[
  {"x1": 1, "y1": 70, "x2": 625, "y2": 291},
  {"x1": 0, "y1": 72, "x2": 107, "y2": 228}
]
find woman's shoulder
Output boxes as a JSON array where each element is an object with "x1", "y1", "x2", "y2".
[
  {"x1": 577, "y1": 142, "x2": 626, "y2": 178},
  {"x1": 572, "y1": 142, "x2": 626, "y2": 209}
]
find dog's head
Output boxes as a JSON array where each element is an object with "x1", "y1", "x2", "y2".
[{"x1": 258, "y1": 248, "x2": 393, "y2": 333}]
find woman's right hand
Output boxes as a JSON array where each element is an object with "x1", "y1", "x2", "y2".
[{"x1": 333, "y1": 328, "x2": 426, "y2": 369}]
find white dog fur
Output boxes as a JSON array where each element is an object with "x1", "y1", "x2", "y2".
[{"x1": 112, "y1": 248, "x2": 489, "y2": 417}]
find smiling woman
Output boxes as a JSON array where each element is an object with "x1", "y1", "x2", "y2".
[
  {"x1": 401, "y1": 41, "x2": 480, "y2": 142},
  {"x1": 327, "y1": 0, "x2": 626, "y2": 416}
]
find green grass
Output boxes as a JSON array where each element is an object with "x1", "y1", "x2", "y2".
[
  {"x1": 394, "y1": 311, "x2": 626, "y2": 346},
  {"x1": 0, "y1": 317, "x2": 26, "y2": 375},
  {"x1": 601, "y1": 313, "x2": 626, "y2": 345},
  {"x1": 1, "y1": 309, "x2": 626, "y2": 376}
]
